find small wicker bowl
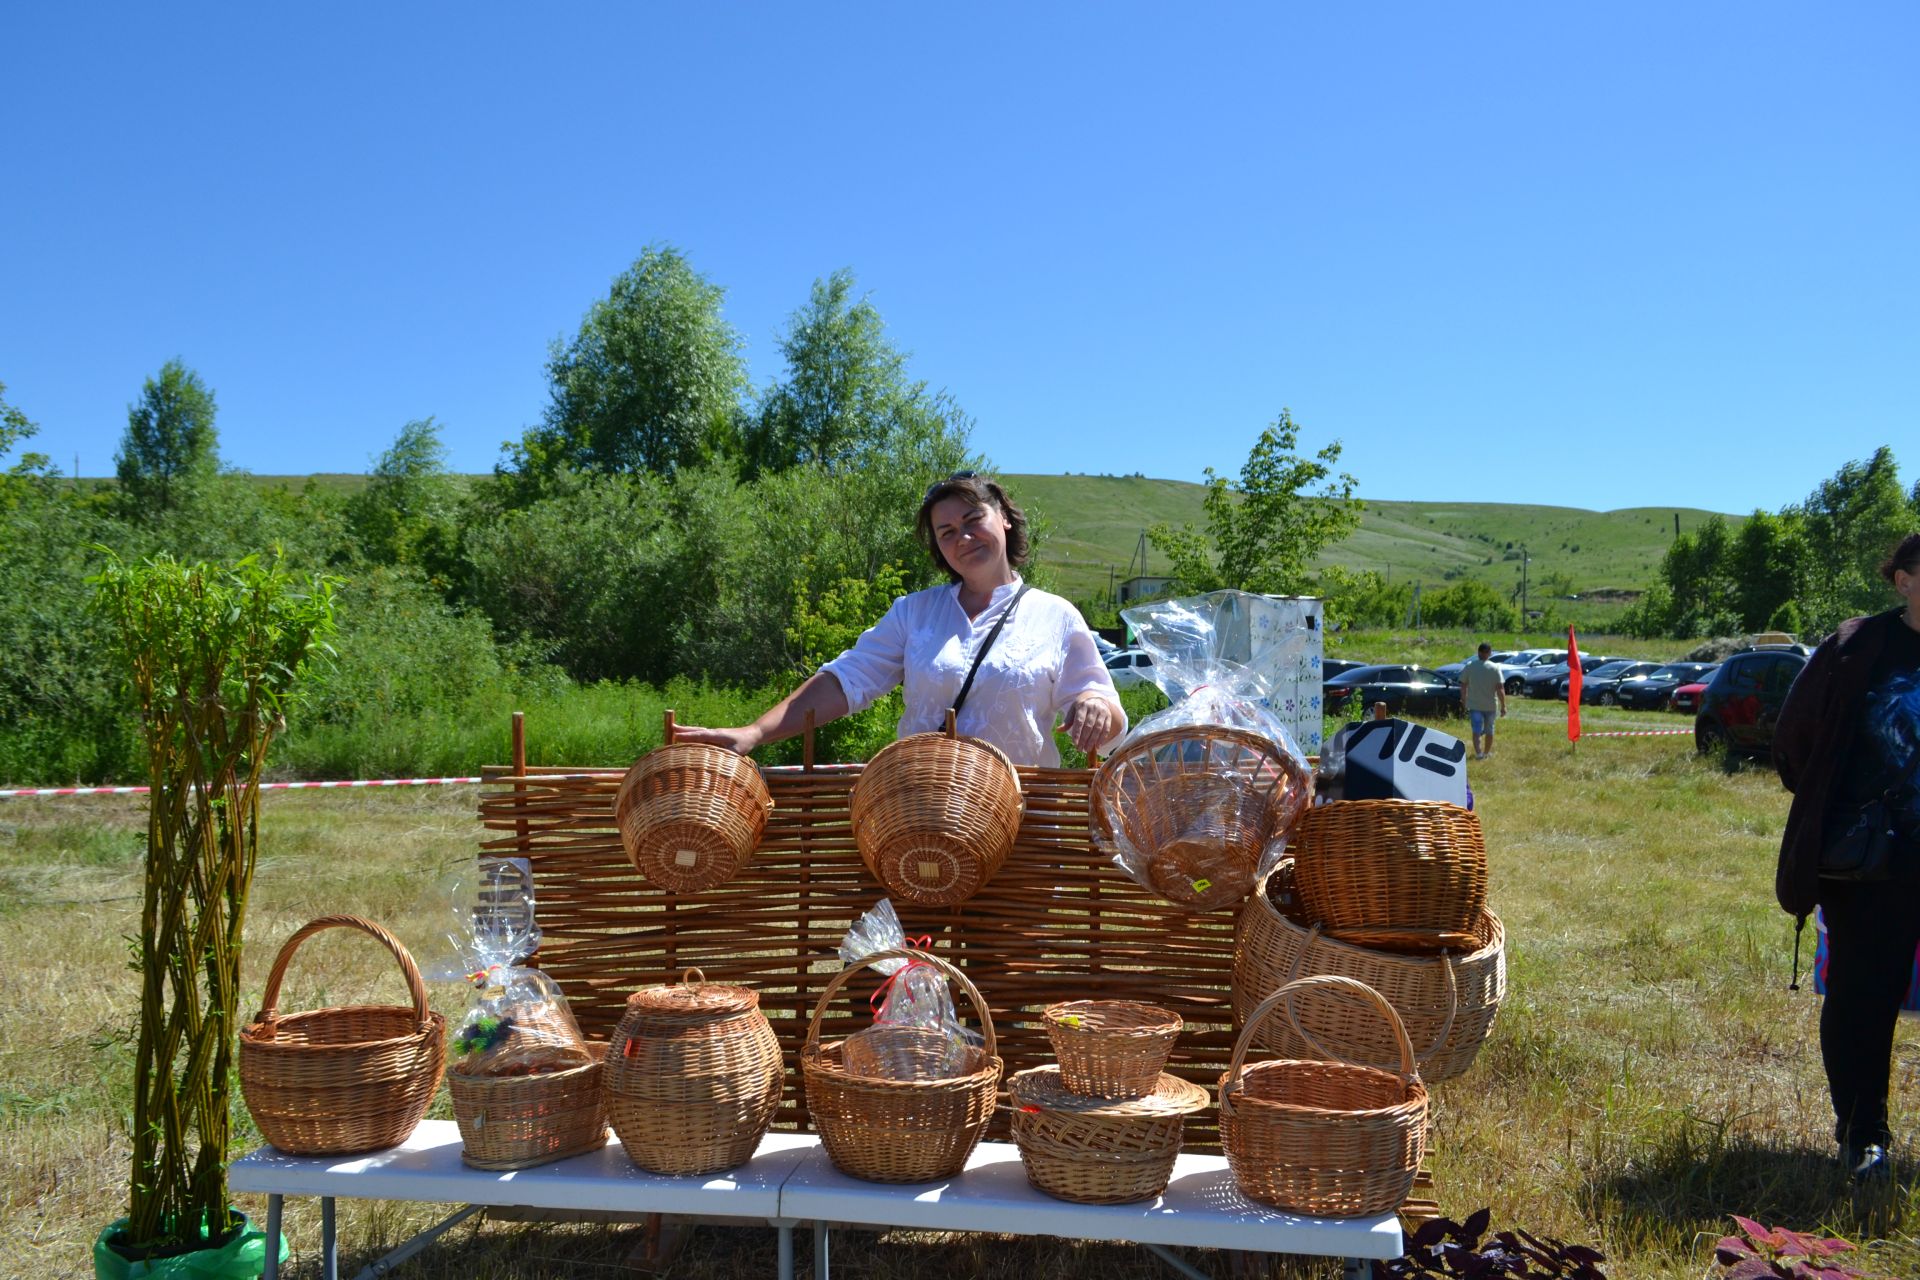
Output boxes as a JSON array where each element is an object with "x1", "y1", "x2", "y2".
[
  {"x1": 1009, "y1": 1067, "x2": 1210, "y2": 1204},
  {"x1": 448, "y1": 1044, "x2": 609, "y2": 1170},
  {"x1": 616, "y1": 743, "x2": 774, "y2": 894},
  {"x1": 850, "y1": 732, "x2": 1024, "y2": 907},
  {"x1": 1044, "y1": 1000, "x2": 1182, "y2": 1099}
]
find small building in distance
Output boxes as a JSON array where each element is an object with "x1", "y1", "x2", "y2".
[{"x1": 1118, "y1": 574, "x2": 1175, "y2": 605}]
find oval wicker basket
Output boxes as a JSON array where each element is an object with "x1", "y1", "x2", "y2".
[
  {"x1": 849, "y1": 732, "x2": 1024, "y2": 907},
  {"x1": 1233, "y1": 862, "x2": 1505, "y2": 1084},
  {"x1": 1009, "y1": 1066, "x2": 1210, "y2": 1204},
  {"x1": 1090, "y1": 726, "x2": 1312, "y2": 912},
  {"x1": 605, "y1": 968, "x2": 784, "y2": 1175},
  {"x1": 616, "y1": 743, "x2": 774, "y2": 894},
  {"x1": 1044, "y1": 1000, "x2": 1182, "y2": 1099},
  {"x1": 1218, "y1": 975, "x2": 1428, "y2": 1217},
  {"x1": 448, "y1": 1043, "x2": 610, "y2": 1170},
  {"x1": 801, "y1": 948, "x2": 1003, "y2": 1183},
  {"x1": 239, "y1": 915, "x2": 446, "y2": 1156},
  {"x1": 1290, "y1": 799, "x2": 1488, "y2": 951}
]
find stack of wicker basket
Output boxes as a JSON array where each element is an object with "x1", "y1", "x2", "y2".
[
  {"x1": 1007, "y1": 999, "x2": 1208, "y2": 1204},
  {"x1": 1233, "y1": 799, "x2": 1506, "y2": 1086}
]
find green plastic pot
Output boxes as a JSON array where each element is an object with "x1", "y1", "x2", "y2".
[{"x1": 93, "y1": 1210, "x2": 286, "y2": 1279}]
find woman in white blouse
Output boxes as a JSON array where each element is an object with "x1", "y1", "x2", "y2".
[{"x1": 676, "y1": 474, "x2": 1127, "y2": 767}]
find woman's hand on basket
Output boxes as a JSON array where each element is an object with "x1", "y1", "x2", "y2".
[
  {"x1": 672, "y1": 724, "x2": 763, "y2": 755},
  {"x1": 1062, "y1": 693, "x2": 1122, "y2": 755}
]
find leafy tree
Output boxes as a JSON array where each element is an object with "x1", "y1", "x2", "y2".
[
  {"x1": 347, "y1": 418, "x2": 460, "y2": 571},
  {"x1": 788, "y1": 559, "x2": 912, "y2": 672},
  {"x1": 1318, "y1": 565, "x2": 1411, "y2": 629},
  {"x1": 1149, "y1": 409, "x2": 1361, "y2": 595},
  {"x1": 511, "y1": 246, "x2": 747, "y2": 484},
  {"x1": 744, "y1": 269, "x2": 973, "y2": 478},
  {"x1": 1659, "y1": 514, "x2": 1736, "y2": 633},
  {"x1": 1727, "y1": 508, "x2": 1809, "y2": 631},
  {"x1": 1795, "y1": 446, "x2": 1912, "y2": 627},
  {"x1": 1420, "y1": 578, "x2": 1519, "y2": 631},
  {"x1": 115, "y1": 359, "x2": 219, "y2": 517},
  {"x1": 1, "y1": 379, "x2": 48, "y2": 476}
]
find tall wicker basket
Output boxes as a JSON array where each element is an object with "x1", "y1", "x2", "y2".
[
  {"x1": 616, "y1": 742, "x2": 774, "y2": 894},
  {"x1": 239, "y1": 915, "x2": 446, "y2": 1156},
  {"x1": 604, "y1": 969, "x2": 784, "y2": 1175},
  {"x1": 1234, "y1": 862, "x2": 1505, "y2": 1084},
  {"x1": 1090, "y1": 726, "x2": 1312, "y2": 912},
  {"x1": 1219, "y1": 975, "x2": 1428, "y2": 1217},
  {"x1": 802, "y1": 948, "x2": 1003, "y2": 1182},
  {"x1": 1290, "y1": 799, "x2": 1488, "y2": 951},
  {"x1": 849, "y1": 731, "x2": 1024, "y2": 906}
]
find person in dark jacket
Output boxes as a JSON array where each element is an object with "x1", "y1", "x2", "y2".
[{"x1": 1774, "y1": 532, "x2": 1920, "y2": 1180}]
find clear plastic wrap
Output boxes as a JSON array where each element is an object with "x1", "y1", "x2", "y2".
[
  {"x1": 835, "y1": 899, "x2": 976, "y2": 1080},
  {"x1": 437, "y1": 857, "x2": 593, "y2": 1077},
  {"x1": 1095, "y1": 593, "x2": 1314, "y2": 910}
]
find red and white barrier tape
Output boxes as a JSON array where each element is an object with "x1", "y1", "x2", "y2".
[
  {"x1": 1579, "y1": 729, "x2": 1693, "y2": 738},
  {"x1": 1, "y1": 776, "x2": 483, "y2": 799}
]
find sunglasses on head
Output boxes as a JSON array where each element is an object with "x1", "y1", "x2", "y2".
[{"x1": 923, "y1": 471, "x2": 980, "y2": 502}]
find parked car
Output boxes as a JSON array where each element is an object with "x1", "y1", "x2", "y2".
[
  {"x1": 1322, "y1": 665, "x2": 1462, "y2": 718},
  {"x1": 1103, "y1": 648, "x2": 1156, "y2": 690},
  {"x1": 1669, "y1": 672, "x2": 1715, "y2": 716},
  {"x1": 1520, "y1": 653, "x2": 1615, "y2": 699},
  {"x1": 1563, "y1": 660, "x2": 1662, "y2": 704},
  {"x1": 1695, "y1": 650, "x2": 1808, "y2": 755},
  {"x1": 1614, "y1": 661, "x2": 1719, "y2": 711},
  {"x1": 1498, "y1": 649, "x2": 1569, "y2": 694},
  {"x1": 1092, "y1": 633, "x2": 1121, "y2": 658}
]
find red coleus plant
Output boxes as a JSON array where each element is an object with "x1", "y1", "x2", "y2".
[{"x1": 1714, "y1": 1216, "x2": 1865, "y2": 1280}]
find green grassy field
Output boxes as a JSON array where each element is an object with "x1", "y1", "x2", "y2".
[{"x1": 6, "y1": 708, "x2": 1918, "y2": 1279}]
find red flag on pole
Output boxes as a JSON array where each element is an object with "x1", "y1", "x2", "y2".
[{"x1": 1566, "y1": 625, "x2": 1582, "y2": 743}]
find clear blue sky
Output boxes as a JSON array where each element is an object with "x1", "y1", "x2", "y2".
[{"x1": 3, "y1": 5, "x2": 1914, "y2": 513}]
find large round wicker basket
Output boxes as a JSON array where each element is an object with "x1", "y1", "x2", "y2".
[
  {"x1": 849, "y1": 732, "x2": 1023, "y2": 907},
  {"x1": 605, "y1": 969, "x2": 784, "y2": 1175},
  {"x1": 1009, "y1": 1067, "x2": 1210, "y2": 1204},
  {"x1": 616, "y1": 743, "x2": 774, "y2": 894},
  {"x1": 1218, "y1": 975, "x2": 1428, "y2": 1217},
  {"x1": 1234, "y1": 862, "x2": 1505, "y2": 1084},
  {"x1": 1290, "y1": 799, "x2": 1488, "y2": 951},
  {"x1": 448, "y1": 1044, "x2": 610, "y2": 1170},
  {"x1": 1090, "y1": 726, "x2": 1312, "y2": 912},
  {"x1": 239, "y1": 915, "x2": 446, "y2": 1156},
  {"x1": 801, "y1": 948, "x2": 1003, "y2": 1183}
]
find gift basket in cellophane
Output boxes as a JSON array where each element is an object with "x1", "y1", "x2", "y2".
[
  {"x1": 1091, "y1": 593, "x2": 1314, "y2": 913},
  {"x1": 801, "y1": 901, "x2": 1003, "y2": 1182},
  {"x1": 438, "y1": 859, "x2": 606, "y2": 1170}
]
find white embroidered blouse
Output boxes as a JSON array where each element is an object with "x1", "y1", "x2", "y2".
[{"x1": 818, "y1": 576, "x2": 1127, "y2": 767}]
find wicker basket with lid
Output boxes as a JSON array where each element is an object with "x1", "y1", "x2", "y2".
[
  {"x1": 605, "y1": 968, "x2": 783, "y2": 1175},
  {"x1": 1009, "y1": 1066, "x2": 1210, "y2": 1204}
]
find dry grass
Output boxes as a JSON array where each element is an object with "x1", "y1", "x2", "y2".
[{"x1": 5, "y1": 710, "x2": 1920, "y2": 1278}]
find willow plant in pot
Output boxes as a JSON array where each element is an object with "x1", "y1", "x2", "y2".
[{"x1": 90, "y1": 552, "x2": 337, "y2": 1278}]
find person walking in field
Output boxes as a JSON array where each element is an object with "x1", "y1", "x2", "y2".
[{"x1": 1459, "y1": 642, "x2": 1506, "y2": 760}]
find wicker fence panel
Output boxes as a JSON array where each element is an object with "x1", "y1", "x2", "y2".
[{"x1": 479, "y1": 761, "x2": 1240, "y2": 1150}]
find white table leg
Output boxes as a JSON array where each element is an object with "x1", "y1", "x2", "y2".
[
  {"x1": 263, "y1": 1196, "x2": 282, "y2": 1280},
  {"x1": 321, "y1": 1196, "x2": 338, "y2": 1280},
  {"x1": 813, "y1": 1221, "x2": 829, "y2": 1278},
  {"x1": 776, "y1": 1220, "x2": 794, "y2": 1280}
]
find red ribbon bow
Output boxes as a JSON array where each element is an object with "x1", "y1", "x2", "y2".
[{"x1": 870, "y1": 935, "x2": 935, "y2": 1018}]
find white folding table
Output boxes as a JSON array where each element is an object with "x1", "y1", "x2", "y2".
[
  {"x1": 228, "y1": 1121, "x2": 816, "y2": 1280},
  {"x1": 778, "y1": 1140, "x2": 1402, "y2": 1280},
  {"x1": 230, "y1": 1127, "x2": 1403, "y2": 1280}
]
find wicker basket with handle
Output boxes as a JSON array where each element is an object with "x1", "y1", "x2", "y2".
[
  {"x1": 1290, "y1": 799, "x2": 1488, "y2": 951},
  {"x1": 1044, "y1": 1000, "x2": 1182, "y2": 1099},
  {"x1": 1218, "y1": 974, "x2": 1428, "y2": 1217},
  {"x1": 849, "y1": 729, "x2": 1024, "y2": 907},
  {"x1": 1009, "y1": 1066, "x2": 1210, "y2": 1204},
  {"x1": 448, "y1": 1043, "x2": 609, "y2": 1170},
  {"x1": 604, "y1": 968, "x2": 784, "y2": 1175},
  {"x1": 1233, "y1": 861, "x2": 1505, "y2": 1084},
  {"x1": 616, "y1": 734, "x2": 774, "y2": 894},
  {"x1": 1090, "y1": 726, "x2": 1312, "y2": 912},
  {"x1": 238, "y1": 915, "x2": 446, "y2": 1156},
  {"x1": 801, "y1": 947, "x2": 1003, "y2": 1182}
]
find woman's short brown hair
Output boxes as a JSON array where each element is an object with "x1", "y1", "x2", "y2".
[
  {"x1": 1879, "y1": 533, "x2": 1920, "y2": 583},
  {"x1": 916, "y1": 473, "x2": 1030, "y2": 582}
]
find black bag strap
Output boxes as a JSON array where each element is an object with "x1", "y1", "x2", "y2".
[{"x1": 950, "y1": 584, "x2": 1031, "y2": 721}]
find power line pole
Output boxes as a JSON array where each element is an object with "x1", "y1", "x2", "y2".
[{"x1": 1521, "y1": 547, "x2": 1530, "y2": 621}]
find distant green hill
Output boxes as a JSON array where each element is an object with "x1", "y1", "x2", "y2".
[{"x1": 242, "y1": 469, "x2": 1737, "y2": 607}]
